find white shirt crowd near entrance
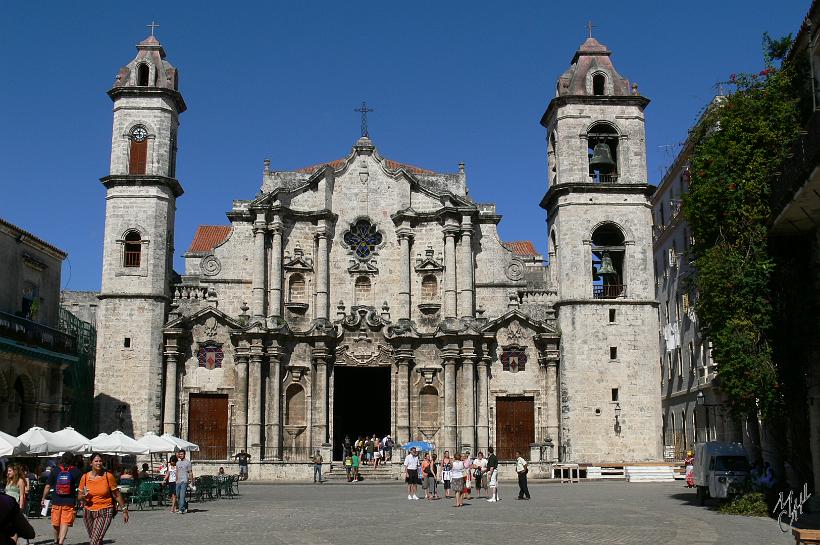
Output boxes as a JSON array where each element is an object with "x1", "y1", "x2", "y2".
[{"x1": 403, "y1": 453, "x2": 419, "y2": 470}]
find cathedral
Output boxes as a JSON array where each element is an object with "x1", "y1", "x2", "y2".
[{"x1": 93, "y1": 32, "x2": 662, "y2": 470}]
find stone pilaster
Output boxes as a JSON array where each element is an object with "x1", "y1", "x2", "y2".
[
  {"x1": 458, "y1": 216, "x2": 475, "y2": 319},
  {"x1": 396, "y1": 227, "x2": 413, "y2": 320},
  {"x1": 544, "y1": 360, "x2": 559, "y2": 444},
  {"x1": 268, "y1": 214, "x2": 284, "y2": 318},
  {"x1": 247, "y1": 343, "x2": 264, "y2": 458},
  {"x1": 311, "y1": 348, "x2": 329, "y2": 448},
  {"x1": 459, "y1": 345, "x2": 477, "y2": 450},
  {"x1": 265, "y1": 344, "x2": 283, "y2": 460},
  {"x1": 395, "y1": 355, "x2": 412, "y2": 443},
  {"x1": 443, "y1": 220, "x2": 459, "y2": 319},
  {"x1": 234, "y1": 350, "x2": 249, "y2": 452},
  {"x1": 162, "y1": 352, "x2": 179, "y2": 434},
  {"x1": 251, "y1": 212, "x2": 267, "y2": 320},
  {"x1": 476, "y1": 356, "x2": 490, "y2": 454},
  {"x1": 442, "y1": 348, "x2": 459, "y2": 454},
  {"x1": 315, "y1": 221, "x2": 330, "y2": 319}
]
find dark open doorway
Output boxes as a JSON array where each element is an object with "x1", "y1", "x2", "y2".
[{"x1": 333, "y1": 366, "x2": 391, "y2": 460}]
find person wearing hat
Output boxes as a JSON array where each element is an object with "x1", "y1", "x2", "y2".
[{"x1": 684, "y1": 451, "x2": 695, "y2": 488}]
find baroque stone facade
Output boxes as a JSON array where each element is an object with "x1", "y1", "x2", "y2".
[{"x1": 94, "y1": 34, "x2": 662, "y2": 464}]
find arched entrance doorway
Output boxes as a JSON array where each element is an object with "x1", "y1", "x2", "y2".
[{"x1": 332, "y1": 366, "x2": 390, "y2": 460}]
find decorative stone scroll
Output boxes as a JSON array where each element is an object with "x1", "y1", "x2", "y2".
[{"x1": 200, "y1": 255, "x2": 222, "y2": 276}]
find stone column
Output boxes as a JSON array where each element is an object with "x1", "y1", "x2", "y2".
[
  {"x1": 459, "y1": 349, "x2": 476, "y2": 451},
  {"x1": 252, "y1": 212, "x2": 267, "y2": 320},
  {"x1": 315, "y1": 221, "x2": 330, "y2": 319},
  {"x1": 268, "y1": 215, "x2": 284, "y2": 318},
  {"x1": 443, "y1": 351, "x2": 458, "y2": 454},
  {"x1": 247, "y1": 348, "x2": 264, "y2": 457},
  {"x1": 396, "y1": 228, "x2": 413, "y2": 320},
  {"x1": 396, "y1": 357, "x2": 411, "y2": 443},
  {"x1": 545, "y1": 360, "x2": 559, "y2": 445},
  {"x1": 312, "y1": 349, "x2": 329, "y2": 448},
  {"x1": 476, "y1": 357, "x2": 490, "y2": 454},
  {"x1": 265, "y1": 347, "x2": 283, "y2": 460},
  {"x1": 458, "y1": 216, "x2": 475, "y2": 319},
  {"x1": 234, "y1": 352, "x2": 249, "y2": 452},
  {"x1": 162, "y1": 352, "x2": 179, "y2": 435},
  {"x1": 443, "y1": 221, "x2": 459, "y2": 319}
]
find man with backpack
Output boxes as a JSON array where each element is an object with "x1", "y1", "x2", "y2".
[{"x1": 41, "y1": 452, "x2": 82, "y2": 545}]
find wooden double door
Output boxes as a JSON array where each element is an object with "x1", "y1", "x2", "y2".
[
  {"x1": 188, "y1": 394, "x2": 229, "y2": 460},
  {"x1": 495, "y1": 397, "x2": 534, "y2": 460}
]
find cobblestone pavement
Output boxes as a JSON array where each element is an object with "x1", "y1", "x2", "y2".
[{"x1": 27, "y1": 481, "x2": 795, "y2": 545}]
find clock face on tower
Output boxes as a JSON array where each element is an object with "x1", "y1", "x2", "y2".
[{"x1": 130, "y1": 125, "x2": 148, "y2": 142}]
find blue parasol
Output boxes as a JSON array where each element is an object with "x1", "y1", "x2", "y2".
[{"x1": 401, "y1": 440, "x2": 435, "y2": 452}]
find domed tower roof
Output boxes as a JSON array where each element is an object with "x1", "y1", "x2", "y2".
[
  {"x1": 109, "y1": 33, "x2": 185, "y2": 112},
  {"x1": 556, "y1": 36, "x2": 632, "y2": 97}
]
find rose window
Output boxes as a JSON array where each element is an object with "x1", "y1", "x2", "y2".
[{"x1": 343, "y1": 219, "x2": 383, "y2": 259}]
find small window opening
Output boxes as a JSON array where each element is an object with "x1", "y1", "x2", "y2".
[
  {"x1": 137, "y1": 63, "x2": 150, "y2": 86},
  {"x1": 608, "y1": 309, "x2": 616, "y2": 323},
  {"x1": 595, "y1": 408, "x2": 602, "y2": 416},
  {"x1": 610, "y1": 347, "x2": 617, "y2": 360},
  {"x1": 611, "y1": 388, "x2": 619, "y2": 402},
  {"x1": 124, "y1": 337, "x2": 131, "y2": 348},
  {"x1": 592, "y1": 223, "x2": 625, "y2": 299},
  {"x1": 124, "y1": 231, "x2": 142, "y2": 267},
  {"x1": 592, "y1": 73, "x2": 606, "y2": 96},
  {"x1": 587, "y1": 122, "x2": 618, "y2": 182}
]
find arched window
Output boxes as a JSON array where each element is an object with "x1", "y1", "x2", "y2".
[
  {"x1": 288, "y1": 274, "x2": 306, "y2": 302},
  {"x1": 592, "y1": 73, "x2": 606, "y2": 96},
  {"x1": 591, "y1": 223, "x2": 625, "y2": 299},
  {"x1": 419, "y1": 386, "x2": 438, "y2": 428},
  {"x1": 285, "y1": 384, "x2": 306, "y2": 425},
  {"x1": 124, "y1": 231, "x2": 142, "y2": 267},
  {"x1": 421, "y1": 275, "x2": 438, "y2": 300},
  {"x1": 137, "y1": 63, "x2": 150, "y2": 86},
  {"x1": 354, "y1": 276, "x2": 371, "y2": 305},
  {"x1": 129, "y1": 125, "x2": 148, "y2": 175},
  {"x1": 587, "y1": 122, "x2": 618, "y2": 182}
]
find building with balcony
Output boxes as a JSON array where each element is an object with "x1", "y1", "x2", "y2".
[
  {"x1": 0, "y1": 218, "x2": 79, "y2": 434},
  {"x1": 651, "y1": 105, "x2": 741, "y2": 461}
]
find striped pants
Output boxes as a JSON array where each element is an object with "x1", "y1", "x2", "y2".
[{"x1": 84, "y1": 507, "x2": 115, "y2": 545}]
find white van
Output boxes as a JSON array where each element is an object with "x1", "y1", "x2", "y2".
[{"x1": 694, "y1": 442, "x2": 750, "y2": 504}]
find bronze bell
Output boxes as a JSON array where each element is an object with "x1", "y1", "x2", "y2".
[
  {"x1": 598, "y1": 252, "x2": 616, "y2": 276},
  {"x1": 589, "y1": 142, "x2": 616, "y2": 173}
]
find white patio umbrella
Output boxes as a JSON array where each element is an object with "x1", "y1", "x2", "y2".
[
  {"x1": 90, "y1": 431, "x2": 149, "y2": 455},
  {"x1": 160, "y1": 433, "x2": 199, "y2": 452},
  {"x1": 51, "y1": 427, "x2": 92, "y2": 453},
  {"x1": 0, "y1": 429, "x2": 29, "y2": 456},
  {"x1": 18, "y1": 426, "x2": 71, "y2": 455},
  {"x1": 136, "y1": 432, "x2": 178, "y2": 454}
]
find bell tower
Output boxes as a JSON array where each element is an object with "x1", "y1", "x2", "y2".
[
  {"x1": 540, "y1": 36, "x2": 661, "y2": 462},
  {"x1": 94, "y1": 33, "x2": 186, "y2": 437}
]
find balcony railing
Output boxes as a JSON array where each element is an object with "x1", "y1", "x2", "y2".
[
  {"x1": 589, "y1": 173, "x2": 619, "y2": 184},
  {"x1": 124, "y1": 250, "x2": 141, "y2": 267},
  {"x1": 772, "y1": 111, "x2": 820, "y2": 217},
  {"x1": 593, "y1": 284, "x2": 626, "y2": 299},
  {"x1": 0, "y1": 310, "x2": 77, "y2": 356}
]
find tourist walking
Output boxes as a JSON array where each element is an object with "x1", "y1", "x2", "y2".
[
  {"x1": 403, "y1": 447, "x2": 420, "y2": 500},
  {"x1": 234, "y1": 449, "x2": 251, "y2": 480},
  {"x1": 0, "y1": 492, "x2": 34, "y2": 545},
  {"x1": 79, "y1": 453, "x2": 129, "y2": 545},
  {"x1": 175, "y1": 450, "x2": 193, "y2": 514},
  {"x1": 463, "y1": 451, "x2": 473, "y2": 499},
  {"x1": 41, "y1": 452, "x2": 82, "y2": 545},
  {"x1": 5, "y1": 464, "x2": 27, "y2": 509},
  {"x1": 440, "y1": 451, "x2": 452, "y2": 498},
  {"x1": 164, "y1": 456, "x2": 178, "y2": 512},
  {"x1": 312, "y1": 450, "x2": 324, "y2": 483},
  {"x1": 515, "y1": 451, "x2": 530, "y2": 500},
  {"x1": 451, "y1": 453, "x2": 466, "y2": 508},
  {"x1": 382, "y1": 434, "x2": 394, "y2": 461},
  {"x1": 486, "y1": 447, "x2": 500, "y2": 502}
]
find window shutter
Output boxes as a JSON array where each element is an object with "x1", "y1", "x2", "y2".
[{"x1": 129, "y1": 139, "x2": 148, "y2": 175}]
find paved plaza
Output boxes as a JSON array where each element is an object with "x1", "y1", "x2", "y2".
[{"x1": 27, "y1": 481, "x2": 796, "y2": 545}]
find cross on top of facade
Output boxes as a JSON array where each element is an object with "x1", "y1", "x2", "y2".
[
  {"x1": 147, "y1": 21, "x2": 160, "y2": 37},
  {"x1": 354, "y1": 101, "x2": 374, "y2": 138},
  {"x1": 587, "y1": 20, "x2": 596, "y2": 39}
]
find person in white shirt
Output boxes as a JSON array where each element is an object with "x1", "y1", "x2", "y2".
[
  {"x1": 515, "y1": 450, "x2": 530, "y2": 500},
  {"x1": 473, "y1": 452, "x2": 489, "y2": 498},
  {"x1": 450, "y1": 453, "x2": 466, "y2": 507},
  {"x1": 403, "y1": 447, "x2": 420, "y2": 500}
]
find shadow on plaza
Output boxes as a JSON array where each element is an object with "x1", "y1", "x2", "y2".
[{"x1": 669, "y1": 491, "x2": 722, "y2": 511}]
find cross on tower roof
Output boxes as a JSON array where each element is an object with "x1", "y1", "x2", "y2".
[
  {"x1": 587, "y1": 20, "x2": 596, "y2": 38},
  {"x1": 147, "y1": 21, "x2": 160, "y2": 37},
  {"x1": 354, "y1": 101, "x2": 374, "y2": 138}
]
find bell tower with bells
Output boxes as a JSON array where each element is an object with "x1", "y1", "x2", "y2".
[{"x1": 539, "y1": 33, "x2": 662, "y2": 462}]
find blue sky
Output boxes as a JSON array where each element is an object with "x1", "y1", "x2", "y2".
[{"x1": 0, "y1": 1, "x2": 809, "y2": 291}]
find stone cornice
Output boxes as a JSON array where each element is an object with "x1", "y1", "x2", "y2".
[
  {"x1": 539, "y1": 182, "x2": 655, "y2": 212},
  {"x1": 101, "y1": 175, "x2": 184, "y2": 198},
  {"x1": 541, "y1": 95, "x2": 650, "y2": 128},
  {"x1": 107, "y1": 86, "x2": 187, "y2": 113}
]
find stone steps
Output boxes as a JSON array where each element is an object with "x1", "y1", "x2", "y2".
[{"x1": 326, "y1": 463, "x2": 401, "y2": 481}]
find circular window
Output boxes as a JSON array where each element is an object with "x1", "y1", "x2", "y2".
[
  {"x1": 343, "y1": 219, "x2": 383, "y2": 260},
  {"x1": 130, "y1": 125, "x2": 148, "y2": 142}
]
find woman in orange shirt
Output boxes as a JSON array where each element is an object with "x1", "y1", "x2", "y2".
[{"x1": 79, "y1": 453, "x2": 129, "y2": 545}]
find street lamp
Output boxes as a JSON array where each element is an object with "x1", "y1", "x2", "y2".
[{"x1": 614, "y1": 403, "x2": 622, "y2": 436}]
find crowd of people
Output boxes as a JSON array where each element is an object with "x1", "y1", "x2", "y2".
[{"x1": 339, "y1": 433, "x2": 395, "y2": 482}]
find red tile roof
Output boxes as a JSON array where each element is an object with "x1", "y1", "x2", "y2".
[
  {"x1": 188, "y1": 225, "x2": 231, "y2": 253},
  {"x1": 294, "y1": 158, "x2": 434, "y2": 175},
  {"x1": 502, "y1": 241, "x2": 540, "y2": 257}
]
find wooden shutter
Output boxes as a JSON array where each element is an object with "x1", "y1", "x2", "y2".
[{"x1": 129, "y1": 139, "x2": 147, "y2": 175}]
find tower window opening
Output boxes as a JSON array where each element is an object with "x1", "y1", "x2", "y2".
[
  {"x1": 591, "y1": 223, "x2": 625, "y2": 299},
  {"x1": 609, "y1": 309, "x2": 616, "y2": 323},
  {"x1": 611, "y1": 388, "x2": 619, "y2": 402},
  {"x1": 610, "y1": 347, "x2": 618, "y2": 360},
  {"x1": 593, "y1": 73, "x2": 606, "y2": 96},
  {"x1": 137, "y1": 63, "x2": 150, "y2": 86},
  {"x1": 587, "y1": 123, "x2": 618, "y2": 183},
  {"x1": 124, "y1": 337, "x2": 131, "y2": 348},
  {"x1": 124, "y1": 230, "x2": 142, "y2": 267}
]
